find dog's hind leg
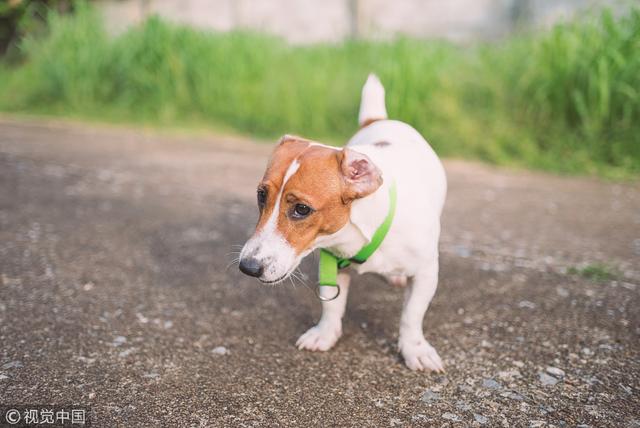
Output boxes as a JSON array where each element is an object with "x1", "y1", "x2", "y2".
[
  {"x1": 398, "y1": 257, "x2": 444, "y2": 372},
  {"x1": 296, "y1": 272, "x2": 351, "y2": 352}
]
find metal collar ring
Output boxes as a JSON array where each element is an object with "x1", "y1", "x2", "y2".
[{"x1": 315, "y1": 284, "x2": 341, "y2": 302}]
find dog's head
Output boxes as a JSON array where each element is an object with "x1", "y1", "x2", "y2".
[{"x1": 238, "y1": 135, "x2": 382, "y2": 283}]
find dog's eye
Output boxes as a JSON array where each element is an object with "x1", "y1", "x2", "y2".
[
  {"x1": 292, "y1": 203, "x2": 312, "y2": 219},
  {"x1": 257, "y1": 188, "x2": 267, "y2": 208}
]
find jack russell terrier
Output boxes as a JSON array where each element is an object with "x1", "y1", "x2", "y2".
[{"x1": 239, "y1": 74, "x2": 446, "y2": 371}]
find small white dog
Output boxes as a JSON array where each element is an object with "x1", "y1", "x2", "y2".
[{"x1": 239, "y1": 74, "x2": 446, "y2": 371}]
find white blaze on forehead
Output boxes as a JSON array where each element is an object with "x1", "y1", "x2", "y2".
[
  {"x1": 239, "y1": 158, "x2": 301, "y2": 282},
  {"x1": 282, "y1": 159, "x2": 301, "y2": 187},
  {"x1": 264, "y1": 158, "x2": 299, "y2": 232}
]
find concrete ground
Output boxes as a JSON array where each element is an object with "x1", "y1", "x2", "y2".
[{"x1": 0, "y1": 118, "x2": 638, "y2": 427}]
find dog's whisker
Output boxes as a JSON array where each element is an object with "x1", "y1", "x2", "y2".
[
  {"x1": 290, "y1": 270, "x2": 303, "y2": 288},
  {"x1": 291, "y1": 269, "x2": 312, "y2": 292},
  {"x1": 294, "y1": 267, "x2": 307, "y2": 281},
  {"x1": 225, "y1": 257, "x2": 240, "y2": 271},
  {"x1": 291, "y1": 271, "x2": 303, "y2": 286}
]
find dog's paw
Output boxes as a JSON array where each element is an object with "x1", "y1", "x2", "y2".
[
  {"x1": 399, "y1": 338, "x2": 444, "y2": 372},
  {"x1": 296, "y1": 324, "x2": 341, "y2": 352}
]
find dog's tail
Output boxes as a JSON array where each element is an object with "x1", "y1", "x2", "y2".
[{"x1": 358, "y1": 73, "x2": 388, "y2": 128}]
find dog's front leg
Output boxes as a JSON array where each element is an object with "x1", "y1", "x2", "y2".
[
  {"x1": 296, "y1": 272, "x2": 350, "y2": 352},
  {"x1": 398, "y1": 259, "x2": 444, "y2": 372}
]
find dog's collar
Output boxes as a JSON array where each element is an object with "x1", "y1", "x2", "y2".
[{"x1": 316, "y1": 181, "x2": 397, "y2": 300}]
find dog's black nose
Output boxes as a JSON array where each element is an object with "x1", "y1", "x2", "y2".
[{"x1": 239, "y1": 257, "x2": 264, "y2": 278}]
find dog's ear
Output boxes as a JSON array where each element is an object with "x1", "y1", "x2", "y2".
[
  {"x1": 338, "y1": 148, "x2": 383, "y2": 203},
  {"x1": 278, "y1": 134, "x2": 309, "y2": 146}
]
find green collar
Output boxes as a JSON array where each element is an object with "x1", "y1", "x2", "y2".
[{"x1": 318, "y1": 181, "x2": 397, "y2": 289}]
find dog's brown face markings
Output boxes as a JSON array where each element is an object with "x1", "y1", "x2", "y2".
[{"x1": 252, "y1": 135, "x2": 382, "y2": 257}]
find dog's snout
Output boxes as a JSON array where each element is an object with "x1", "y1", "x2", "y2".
[{"x1": 239, "y1": 257, "x2": 264, "y2": 278}]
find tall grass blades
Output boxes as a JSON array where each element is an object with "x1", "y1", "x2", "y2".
[
  {"x1": 512, "y1": 9, "x2": 640, "y2": 171},
  {"x1": 0, "y1": 5, "x2": 638, "y2": 177}
]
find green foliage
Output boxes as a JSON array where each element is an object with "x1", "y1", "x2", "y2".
[
  {"x1": 0, "y1": 0, "x2": 75, "y2": 59},
  {"x1": 504, "y1": 9, "x2": 640, "y2": 174},
  {"x1": 567, "y1": 263, "x2": 619, "y2": 282},
  {"x1": 0, "y1": 5, "x2": 638, "y2": 177}
]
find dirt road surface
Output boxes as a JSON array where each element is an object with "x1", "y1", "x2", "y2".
[{"x1": 1, "y1": 118, "x2": 639, "y2": 427}]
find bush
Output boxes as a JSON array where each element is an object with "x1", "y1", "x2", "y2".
[
  {"x1": 0, "y1": 5, "x2": 638, "y2": 177},
  {"x1": 507, "y1": 9, "x2": 640, "y2": 173},
  {"x1": 0, "y1": 0, "x2": 74, "y2": 59}
]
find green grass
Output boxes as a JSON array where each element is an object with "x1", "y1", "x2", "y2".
[
  {"x1": 567, "y1": 263, "x2": 620, "y2": 282},
  {"x1": 0, "y1": 4, "x2": 639, "y2": 178}
]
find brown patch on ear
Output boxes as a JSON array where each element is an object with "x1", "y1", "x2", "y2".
[
  {"x1": 338, "y1": 148, "x2": 383, "y2": 203},
  {"x1": 360, "y1": 117, "x2": 385, "y2": 128}
]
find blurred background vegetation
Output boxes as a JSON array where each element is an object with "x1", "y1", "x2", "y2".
[
  {"x1": 0, "y1": 0, "x2": 74, "y2": 57},
  {"x1": 0, "y1": 1, "x2": 638, "y2": 178}
]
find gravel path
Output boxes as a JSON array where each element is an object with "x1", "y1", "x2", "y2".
[{"x1": 1, "y1": 118, "x2": 638, "y2": 427}]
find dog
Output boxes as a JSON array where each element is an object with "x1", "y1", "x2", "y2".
[{"x1": 238, "y1": 74, "x2": 447, "y2": 371}]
